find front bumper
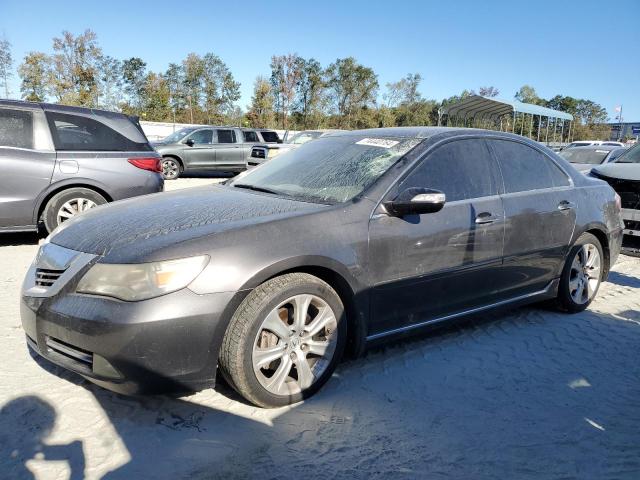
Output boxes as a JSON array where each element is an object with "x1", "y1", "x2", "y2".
[
  {"x1": 20, "y1": 243, "x2": 239, "y2": 395},
  {"x1": 22, "y1": 288, "x2": 237, "y2": 395}
]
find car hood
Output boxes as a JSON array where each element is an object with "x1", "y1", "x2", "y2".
[
  {"x1": 50, "y1": 185, "x2": 325, "y2": 262},
  {"x1": 591, "y1": 163, "x2": 640, "y2": 181}
]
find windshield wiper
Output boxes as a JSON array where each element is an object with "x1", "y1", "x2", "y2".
[{"x1": 233, "y1": 183, "x2": 281, "y2": 195}]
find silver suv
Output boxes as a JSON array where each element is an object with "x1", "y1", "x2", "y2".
[
  {"x1": 0, "y1": 100, "x2": 163, "y2": 233},
  {"x1": 153, "y1": 127, "x2": 281, "y2": 179}
]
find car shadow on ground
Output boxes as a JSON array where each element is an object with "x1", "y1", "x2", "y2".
[
  {"x1": 5, "y1": 299, "x2": 640, "y2": 479},
  {"x1": 0, "y1": 232, "x2": 42, "y2": 247}
]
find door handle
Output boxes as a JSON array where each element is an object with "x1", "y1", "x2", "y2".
[
  {"x1": 557, "y1": 200, "x2": 575, "y2": 211},
  {"x1": 475, "y1": 212, "x2": 499, "y2": 224}
]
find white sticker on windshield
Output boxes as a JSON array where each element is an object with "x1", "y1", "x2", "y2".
[
  {"x1": 356, "y1": 138, "x2": 399, "y2": 149},
  {"x1": 595, "y1": 150, "x2": 608, "y2": 154}
]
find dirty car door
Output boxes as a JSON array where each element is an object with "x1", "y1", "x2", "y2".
[{"x1": 368, "y1": 138, "x2": 505, "y2": 337}]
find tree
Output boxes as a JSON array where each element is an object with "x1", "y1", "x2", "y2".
[
  {"x1": 164, "y1": 62, "x2": 185, "y2": 122},
  {"x1": 121, "y1": 57, "x2": 147, "y2": 113},
  {"x1": 385, "y1": 73, "x2": 422, "y2": 108},
  {"x1": 293, "y1": 57, "x2": 325, "y2": 129},
  {"x1": 270, "y1": 54, "x2": 302, "y2": 129},
  {"x1": 18, "y1": 52, "x2": 50, "y2": 102},
  {"x1": 325, "y1": 57, "x2": 378, "y2": 128},
  {"x1": 246, "y1": 76, "x2": 275, "y2": 128},
  {"x1": 478, "y1": 86, "x2": 499, "y2": 98},
  {"x1": 0, "y1": 38, "x2": 13, "y2": 98},
  {"x1": 142, "y1": 72, "x2": 171, "y2": 121},
  {"x1": 515, "y1": 85, "x2": 540, "y2": 104},
  {"x1": 96, "y1": 55, "x2": 122, "y2": 110},
  {"x1": 50, "y1": 29, "x2": 103, "y2": 105},
  {"x1": 201, "y1": 53, "x2": 240, "y2": 123}
]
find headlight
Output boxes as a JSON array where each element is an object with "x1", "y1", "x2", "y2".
[{"x1": 76, "y1": 255, "x2": 209, "y2": 301}]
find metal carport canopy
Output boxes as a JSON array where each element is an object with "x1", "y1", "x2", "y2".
[{"x1": 442, "y1": 95, "x2": 574, "y2": 121}]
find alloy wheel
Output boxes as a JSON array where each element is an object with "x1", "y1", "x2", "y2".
[
  {"x1": 569, "y1": 243, "x2": 602, "y2": 304},
  {"x1": 56, "y1": 198, "x2": 97, "y2": 225},
  {"x1": 162, "y1": 159, "x2": 179, "y2": 179},
  {"x1": 252, "y1": 294, "x2": 338, "y2": 396}
]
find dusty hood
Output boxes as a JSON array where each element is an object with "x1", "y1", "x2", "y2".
[
  {"x1": 50, "y1": 185, "x2": 324, "y2": 261},
  {"x1": 592, "y1": 163, "x2": 640, "y2": 181}
]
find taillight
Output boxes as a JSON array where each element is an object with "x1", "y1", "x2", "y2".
[
  {"x1": 614, "y1": 192, "x2": 622, "y2": 211},
  {"x1": 128, "y1": 157, "x2": 162, "y2": 173}
]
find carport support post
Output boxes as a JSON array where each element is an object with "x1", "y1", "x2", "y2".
[
  {"x1": 552, "y1": 118, "x2": 557, "y2": 145},
  {"x1": 560, "y1": 120, "x2": 565, "y2": 146},
  {"x1": 520, "y1": 113, "x2": 525, "y2": 135},
  {"x1": 545, "y1": 116, "x2": 550, "y2": 144},
  {"x1": 537, "y1": 115, "x2": 541, "y2": 142},
  {"x1": 512, "y1": 112, "x2": 516, "y2": 133},
  {"x1": 529, "y1": 113, "x2": 533, "y2": 139},
  {"x1": 567, "y1": 121, "x2": 572, "y2": 144}
]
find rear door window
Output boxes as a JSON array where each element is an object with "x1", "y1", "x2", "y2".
[
  {"x1": 188, "y1": 129, "x2": 213, "y2": 144},
  {"x1": 401, "y1": 139, "x2": 500, "y2": 201},
  {"x1": 216, "y1": 129, "x2": 236, "y2": 144},
  {"x1": 491, "y1": 140, "x2": 570, "y2": 193},
  {"x1": 259, "y1": 131, "x2": 280, "y2": 143},
  {"x1": 242, "y1": 131, "x2": 259, "y2": 142},
  {"x1": 0, "y1": 109, "x2": 34, "y2": 149},
  {"x1": 45, "y1": 111, "x2": 151, "y2": 151}
]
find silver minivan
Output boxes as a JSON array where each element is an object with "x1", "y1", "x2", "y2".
[{"x1": 0, "y1": 100, "x2": 163, "y2": 233}]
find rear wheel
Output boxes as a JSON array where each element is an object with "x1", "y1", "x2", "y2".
[
  {"x1": 219, "y1": 273, "x2": 346, "y2": 408},
  {"x1": 42, "y1": 188, "x2": 107, "y2": 233},
  {"x1": 556, "y1": 233, "x2": 604, "y2": 312},
  {"x1": 161, "y1": 157, "x2": 182, "y2": 180}
]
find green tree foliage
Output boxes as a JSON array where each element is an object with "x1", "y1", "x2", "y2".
[
  {"x1": 19, "y1": 52, "x2": 50, "y2": 102},
  {"x1": 246, "y1": 76, "x2": 275, "y2": 128},
  {"x1": 293, "y1": 57, "x2": 325, "y2": 129},
  {"x1": 270, "y1": 54, "x2": 302, "y2": 129},
  {"x1": 121, "y1": 57, "x2": 147, "y2": 111},
  {"x1": 0, "y1": 38, "x2": 13, "y2": 98},
  {"x1": 325, "y1": 57, "x2": 378, "y2": 128},
  {"x1": 50, "y1": 30, "x2": 102, "y2": 106}
]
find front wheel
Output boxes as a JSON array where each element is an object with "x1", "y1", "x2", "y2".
[
  {"x1": 161, "y1": 157, "x2": 182, "y2": 180},
  {"x1": 219, "y1": 273, "x2": 346, "y2": 408},
  {"x1": 556, "y1": 233, "x2": 604, "y2": 312}
]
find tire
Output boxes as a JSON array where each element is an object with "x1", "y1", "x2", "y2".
[
  {"x1": 556, "y1": 233, "x2": 604, "y2": 313},
  {"x1": 42, "y1": 188, "x2": 107, "y2": 233},
  {"x1": 219, "y1": 273, "x2": 346, "y2": 408},
  {"x1": 161, "y1": 157, "x2": 182, "y2": 180}
]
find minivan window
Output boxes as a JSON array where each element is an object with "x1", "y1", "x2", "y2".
[
  {"x1": 216, "y1": 129, "x2": 235, "y2": 144},
  {"x1": 260, "y1": 131, "x2": 280, "y2": 143},
  {"x1": 0, "y1": 109, "x2": 34, "y2": 149},
  {"x1": 243, "y1": 131, "x2": 259, "y2": 142},
  {"x1": 188, "y1": 129, "x2": 213, "y2": 144},
  {"x1": 400, "y1": 139, "x2": 499, "y2": 202},
  {"x1": 45, "y1": 112, "x2": 152, "y2": 151},
  {"x1": 492, "y1": 140, "x2": 570, "y2": 193}
]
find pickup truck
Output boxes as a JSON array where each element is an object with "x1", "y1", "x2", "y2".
[
  {"x1": 153, "y1": 126, "x2": 280, "y2": 179},
  {"x1": 247, "y1": 129, "x2": 346, "y2": 167}
]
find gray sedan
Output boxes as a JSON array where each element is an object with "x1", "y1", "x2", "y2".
[{"x1": 21, "y1": 127, "x2": 623, "y2": 407}]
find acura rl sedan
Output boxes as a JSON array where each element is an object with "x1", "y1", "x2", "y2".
[{"x1": 21, "y1": 127, "x2": 623, "y2": 408}]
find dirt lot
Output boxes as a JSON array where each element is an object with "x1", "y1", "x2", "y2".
[{"x1": 1, "y1": 177, "x2": 639, "y2": 479}]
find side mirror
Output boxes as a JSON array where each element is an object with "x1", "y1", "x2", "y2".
[
  {"x1": 184, "y1": 138, "x2": 195, "y2": 147},
  {"x1": 384, "y1": 188, "x2": 446, "y2": 217}
]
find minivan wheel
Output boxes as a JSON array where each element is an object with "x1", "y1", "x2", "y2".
[
  {"x1": 43, "y1": 188, "x2": 107, "y2": 233},
  {"x1": 219, "y1": 273, "x2": 346, "y2": 408},
  {"x1": 161, "y1": 157, "x2": 181, "y2": 180},
  {"x1": 556, "y1": 233, "x2": 603, "y2": 313}
]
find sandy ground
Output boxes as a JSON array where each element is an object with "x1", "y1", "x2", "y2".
[{"x1": 1, "y1": 177, "x2": 639, "y2": 479}]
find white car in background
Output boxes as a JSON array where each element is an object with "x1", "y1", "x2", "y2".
[{"x1": 248, "y1": 129, "x2": 346, "y2": 167}]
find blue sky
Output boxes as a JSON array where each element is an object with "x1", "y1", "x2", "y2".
[{"x1": 1, "y1": 0, "x2": 638, "y2": 120}]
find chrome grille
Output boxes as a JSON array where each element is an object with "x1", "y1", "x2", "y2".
[{"x1": 35, "y1": 268, "x2": 66, "y2": 287}]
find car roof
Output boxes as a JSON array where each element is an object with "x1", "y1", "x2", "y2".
[
  {"x1": 565, "y1": 145, "x2": 621, "y2": 152},
  {"x1": 330, "y1": 126, "x2": 533, "y2": 142}
]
